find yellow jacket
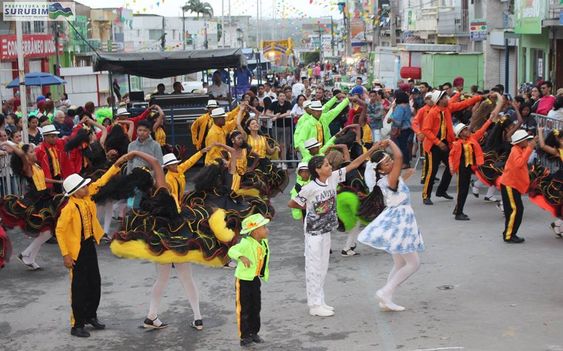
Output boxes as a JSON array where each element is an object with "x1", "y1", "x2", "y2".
[
  {"x1": 204, "y1": 119, "x2": 237, "y2": 165},
  {"x1": 166, "y1": 151, "x2": 203, "y2": 210},
  {"x1": 56, "y1": 165, "x2": 121, "y2": 260},
  {"x1": 191, "y1": 106, "x2": 240, "y2": 150}
]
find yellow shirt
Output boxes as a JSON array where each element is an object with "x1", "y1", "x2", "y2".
[
  {"x1": 204, "y1": 119, "x2": 237, "y2": 165},
  {"x1": 46, "y1": 147, "x2": 61, "y2": 177},
  {"x1": 165, "y1": 151, "x2": 202, "y2": 210},
  {"x1": 155, "y1": 127, "x2": 166, "y2": 146},
  {"x1": 362, "y1": 124, "x2": 373, "y2": 144},
  {"x1": 462, "y1": 143, "x2": 474, "y2": 167},
  {"x1": 247, "y1": 134, "x2": 267, "y2": 158},
  {"x1": 231, "y1": 149, "x2": 248, "y2": 191},
  {"x1": 191, "y1": 106, "x2": 240, "y2": 150},
  {"x1": 31, "y1": 164, "x2": 47, "y2": 191},
  {"x1": 56, "y1": 165, "x2": 121, "y2": 260}
]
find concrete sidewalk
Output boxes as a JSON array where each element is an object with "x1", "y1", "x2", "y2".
[{"x1": 1, "y1": 170, "x2": 562, "y2": 351}]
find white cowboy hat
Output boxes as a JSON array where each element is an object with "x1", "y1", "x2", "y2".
[
  {"x1": 297, "y1": 162, "x2": 309, "y2": 171},
  {"x1": 211, "y1": 107, "x2": 226, "y2": 118},
  {"x1": 63, "y1": 173, "x2": 91, "y2": 197},
  {"x1": 303, "y1": 100, "x2": 313, "y2": 109},
  {"x1": 207, "y1": 99, "x2": 219, "y2": 108},
  {"x1": 454, "y1": 123, "x2": 468, "y2": 137},
  {"x1": 115, "y1": 107, "x2": 130, "y2": 116},
  {"x1": 309, "y1": 100, "x2": 323, "y2": 111},
  {"x1": 510, "y1": 130, "x2": 533, "y2": 145},
  {"x1": 162, "y1": 153, "x2": 180, "y2": 167},
  {"x1": 304, "y1": 138, "x2": 321, "y2": 150},
  {"x1": 41, "y1": 124, "x2": 60, "y2": 135},
  {"x1": 431, "y1": 90, "x2": 446, "y2": 104}
]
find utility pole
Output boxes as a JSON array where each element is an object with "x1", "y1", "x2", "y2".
[
  {"x1": 182, "y1": 6, "x2": 186, "y2": 50},
  {"x1": 390, "y1": 0, "x2": 397, "y2": 46},
  {"x1": 221, "y1": 0, "x2": 225, "y2": 47},
  {"x1": 256, "y1": 0, "x2": 260, "y2": 48},
  {"x1": 330, "y1": 16, "x2": 335, "y2": 57},
  {"x1": 317, "y1": 21, "x2": 323, "y2": 63},
  {"x1": 228, "y1": 0, "x2": 232, "y2": 47},
  {"x1": 271, "y1": 0, "x2": 275, "y2": 41},
  {"x1": 16, "y1": 21, "x2": 28, "y2": 144}
]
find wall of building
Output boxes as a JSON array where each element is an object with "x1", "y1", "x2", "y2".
[{"x1": 518, "y1": 28, "x2": 550, "y2": 83}]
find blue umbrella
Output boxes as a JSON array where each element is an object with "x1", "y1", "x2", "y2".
[{"x1": 6, "y1": 72, "x2": 66, "y2": 88}]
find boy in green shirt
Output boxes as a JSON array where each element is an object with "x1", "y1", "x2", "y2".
[{"x1": 228, "y1": 213, "x2": 271, "y2": 347}]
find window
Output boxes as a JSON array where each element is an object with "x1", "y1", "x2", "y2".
[
  {"x1": 149, "y1": 29, "x2": 163, "y2": 41},
  {"x1": 33, "y1": 21, "x2": 45, "y2": 33},
  {"x1": 22, "y1": 22, "x2": 32, "y2": 34}
]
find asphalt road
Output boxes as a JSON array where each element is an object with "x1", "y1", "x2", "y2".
[{"x1": 1, "y1": 169, "x2": 562, "y2": 351}]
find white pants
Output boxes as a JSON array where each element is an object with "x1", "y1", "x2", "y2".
[{"x1": 304, "y1": 233, "x2": 331, "y2": 307}]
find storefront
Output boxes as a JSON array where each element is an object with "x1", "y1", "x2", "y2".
[{"x1": 0, "y1": 34, "x2": 62, "y2": 100}]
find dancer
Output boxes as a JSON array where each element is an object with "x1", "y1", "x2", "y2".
[
  {"x1": 0, "y1": 141, "x2": 64, "y2": 270},
  {"x1": 290, "y1": 162, "x2": 311, "y2": 221},
  {"x1": 56, "y1": 152, "x2": 131, "y2": 337},
  {"x1": 358, "y1": 139, "x2": 424, "y2": 312},
  {"x1": 288, "y1": 142, "x2": 379, "y2": 317},
  {"x1": 449, "y1": 101, "x2": 501, "y2": 220},
  {"x1": 228, "y1": 213, "x2": 271, "y2": 347},
  {"x1": 498, "y1": 130, "x2": 536, "y2": 243}
]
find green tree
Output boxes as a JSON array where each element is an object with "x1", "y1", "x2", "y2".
[{"x1": 182, "y1": 0, "x2": 213, "y2": 18}]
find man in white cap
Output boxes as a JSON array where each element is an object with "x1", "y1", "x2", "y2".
[
  {"x1": 421, "y1": 89, "x2": 483, "y2": 205},
  {"x1": 497, "y1": 130, "x2": 536, "y2": 244},
  {"x1": 34, "y1": 124, "x2": 68, "y2": 193},
  {"x1": 204, "y1": 107, "x2": 238, "y2": 165},
  {"x1": 293, "y1": 93, "x2": 350, "y2": 161},
  {"x1": 56, "y1": 153, "x2": 131, "y2": 337},
  {"x1": 191, "y1": 100, "x2": 240, "y2": 151}
]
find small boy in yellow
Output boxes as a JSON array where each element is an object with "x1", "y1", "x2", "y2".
[
  {"x1": 56, "y1": 154, "x2": 130, "y2": 337},
  {"x1": 228, "y1": 213, "x2": 271, "y2": 347}
]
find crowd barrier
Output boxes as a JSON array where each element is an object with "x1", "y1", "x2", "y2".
[
  {"x1": 0, "y1": 155, "x2": 23, "y2": 198},
  {"x1": 532, "y1": 113, "x2": 562, "y2": 174},
  {"x1": 259, "y1": 115, "x2": 300, "y2": 164}
]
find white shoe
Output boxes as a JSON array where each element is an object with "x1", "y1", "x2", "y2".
[
  {"x1": 322, "y1": 304, "x2": 334, "y2": 311},
  {"x1": 340, "y1": 249, "x2": 359, "y2": 257},
  {"x1": 471, "y1": 181, "x2": 479, "y2": 198},
  {"x1": 309, "y1": 305, "x2": 335, "y2": 317}
]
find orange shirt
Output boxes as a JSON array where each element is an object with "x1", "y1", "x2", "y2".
[
  {"x1": 448, "y1": 119, "x2": 492, "y2": 173},
  {"x1": 412, "y1": 104, "x2": 431, "y2": 134},
  {"x1": 499, "y1": 145, "x2": 534, "y2": 194}
]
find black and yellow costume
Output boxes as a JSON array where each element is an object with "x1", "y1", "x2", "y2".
[{"x1": 0, "y1": 164, "x2": 63, "y2": 236}]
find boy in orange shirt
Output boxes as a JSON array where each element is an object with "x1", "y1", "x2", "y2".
[{"x1": 498, "y1": 130, "x2": 536, "y2": 243}]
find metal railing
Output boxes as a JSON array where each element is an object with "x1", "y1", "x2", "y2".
[
  {"x1": 532, "y1": 113, "x2": 562, "y2": 174},
  {"x1": 258, "y1": 114, "x2": 299, "y2": 164},
  {"x1": 0, "y1": 155, "x2": 23, "y2": 197}
]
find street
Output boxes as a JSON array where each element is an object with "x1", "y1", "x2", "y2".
[{"x1": 1, "y1": 169, "x2": 562, "y2": 351}]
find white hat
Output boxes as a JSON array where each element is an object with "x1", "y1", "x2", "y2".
[
  {"x1": 454, "y1": 123, "x2": 468, "y2": 137},
  {"x1": 303, "y1": 100, "x2": 313, "y2": 109},
  {"x1": 431, "y1": 90, "x2": 446, "y2": 104},
  {"x1": 41, "y1": 124, "x2": 60, "y2": 135},
  {"x1": 309, "y1": 100, "x2": 323, "y2": 111},
  {"x1": 425, "y1": 92, "x2": 433, "y2": 99},
  {"x1": 304, "y1": 138, "x2": 321, "y2": 150},
  {"x1": 116, "y1": 107, "x2": 130, "y2": 116},
  {"x1": 297, "y1": 162, "x2": 309, "y2": 171},
  {"x1": 163, "y1": 153, "x2": 180, "y2": 167},
  {"x1": 510, "y1": 130, "x2": 533, "y2": 145},
  {"x1": 211, "y1": 107, "x2": 226, "y2": 118},
  {"x1": 63, "y1": 173, "x2": 91, "y2": 197},
  {"x1": 249, "y1": 112, "x2": 256, "y2": 119},
  {"x1": 207, "y1": 99, "x2": 219, "y2": 108}
]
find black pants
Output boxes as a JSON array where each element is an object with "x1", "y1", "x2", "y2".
[
  {"x1": 422, "y1": 145, "x2": 452, "y2": 200},
  {"x1": 396, "y1": 129, "x2": 414, "y2": 166},
  {"x1": 454, "y1": 164, "x2": 472, "y2": 215},
  {"x1": 236, "y1": 277, "x2": 261, "y2": 339},
  {"x1": 71, "y1": 238, "x2": 101, "y2": 328},
  {"x1": 420, "y1": 146, "x2": 428, "y2": 183},
  {"x1": 500, "y1": 185, "x2": 524, "y2": 241}
]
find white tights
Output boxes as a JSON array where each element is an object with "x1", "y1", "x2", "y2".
[
  {"x1": 96, "y1": 201, "x2": 113, "y2": 235},
  {"x1": 379, "y1": 252, "x2": 421, "y2": 307},
  {"x1": 147, "y1": 263, "x2": 202, "y2": 321},
  {"x1": 21, "y1": 231, "x2": 51, "y2": 264}
]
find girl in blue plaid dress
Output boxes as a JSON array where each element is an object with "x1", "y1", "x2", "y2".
[{"x1": 358, "y1": 139, "x2": 424, "y2": 312}]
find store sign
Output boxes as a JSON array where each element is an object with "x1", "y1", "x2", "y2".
[
  {"x1": 0, "y1": 34, "x2": 62, "y2": 60},
  {"x1": 469, "y1": 19, "x2": 487, "y2": 41},
  {"x1": 2, "y1": 2, "x2": 75, "y2": 21}
]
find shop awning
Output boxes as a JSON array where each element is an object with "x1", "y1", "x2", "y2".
[{"x1": 93, "y1": 48, "x2": 246, "y2": 79}]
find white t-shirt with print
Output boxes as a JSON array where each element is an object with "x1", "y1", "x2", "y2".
[{"x1": 294, "y1": 167, "x2": 347, "y2": 236}]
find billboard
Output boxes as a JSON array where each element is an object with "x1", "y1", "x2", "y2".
[{"x1": 514, "y1": 0, "x2": 546, "y2": 34}]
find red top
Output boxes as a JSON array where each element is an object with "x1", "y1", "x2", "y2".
[
  {"x1": 499, "y1": 144, "x2": 534, "y2": 194},
  {"x1": 448, "y1": 119, "x2": 492, "y2": 174}
]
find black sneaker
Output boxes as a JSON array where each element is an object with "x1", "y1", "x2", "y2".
[
  {"x1": 350, "y1": 243, "x2": 357, "y2": 251},
  {"x1": 143, "y1": 317, "x2": 168, "y2": 329},
  {"x1": 455, "y1": 214, "x2": 470, "y2": 221},
  {"x1": 86, "y1": 318, "x2": 106, "y2": 330},
  {"x1": 240, "y1": 337, "x2": 253, "y2": 347},
  {"x1": 423, "y1": 198, "x2": 433, "y2": 205},
  {"x1": 436, "y1": 192, "x2": 453, "y2": 200},
  {"x1": 251, "y1": 334, "x2": 264, "y2": 343},
  {"x1": 191, "y1": 319, "x2": 203, "y2": 331},
  {"x1": 70, "y1": 327, "x2": 90, "y2": 337},
  {"x1": 504, "y1": 236, "x2": 525, "y2": 244},
  {"x1": 46, "y1": 236, "x2": 57, "y2": 244},
  {"x1": 100, "y1": 234, "x2": 112, "y2": 244}
]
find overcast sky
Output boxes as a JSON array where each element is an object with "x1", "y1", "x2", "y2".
[{"x1": 76, "y1": 0, "x2": 341, "y2": 19}]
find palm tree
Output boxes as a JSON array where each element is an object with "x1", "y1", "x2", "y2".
[
  {"x1": 182, "y1": 0, "x2": 213, "y2": 49},
  {"x1": 182, "y1": 0, "x2": 213, "y2": 18}
]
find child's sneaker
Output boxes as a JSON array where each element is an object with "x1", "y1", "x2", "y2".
[
  {"x1": 143, "y1": 316, "x2": 167, "y2": 329},
  {"x1": 251, "y1": 334, "x2": 264, "y2": 343},
  {"x1": 240, "y1": 337, "x2": 253, "y2": 347},
  {"x1": 191, "y1": 319, "x2": 203, "y2": 331},
  {"x1": 309, "y1": 305, "x2": 335, "y2": 317}
]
